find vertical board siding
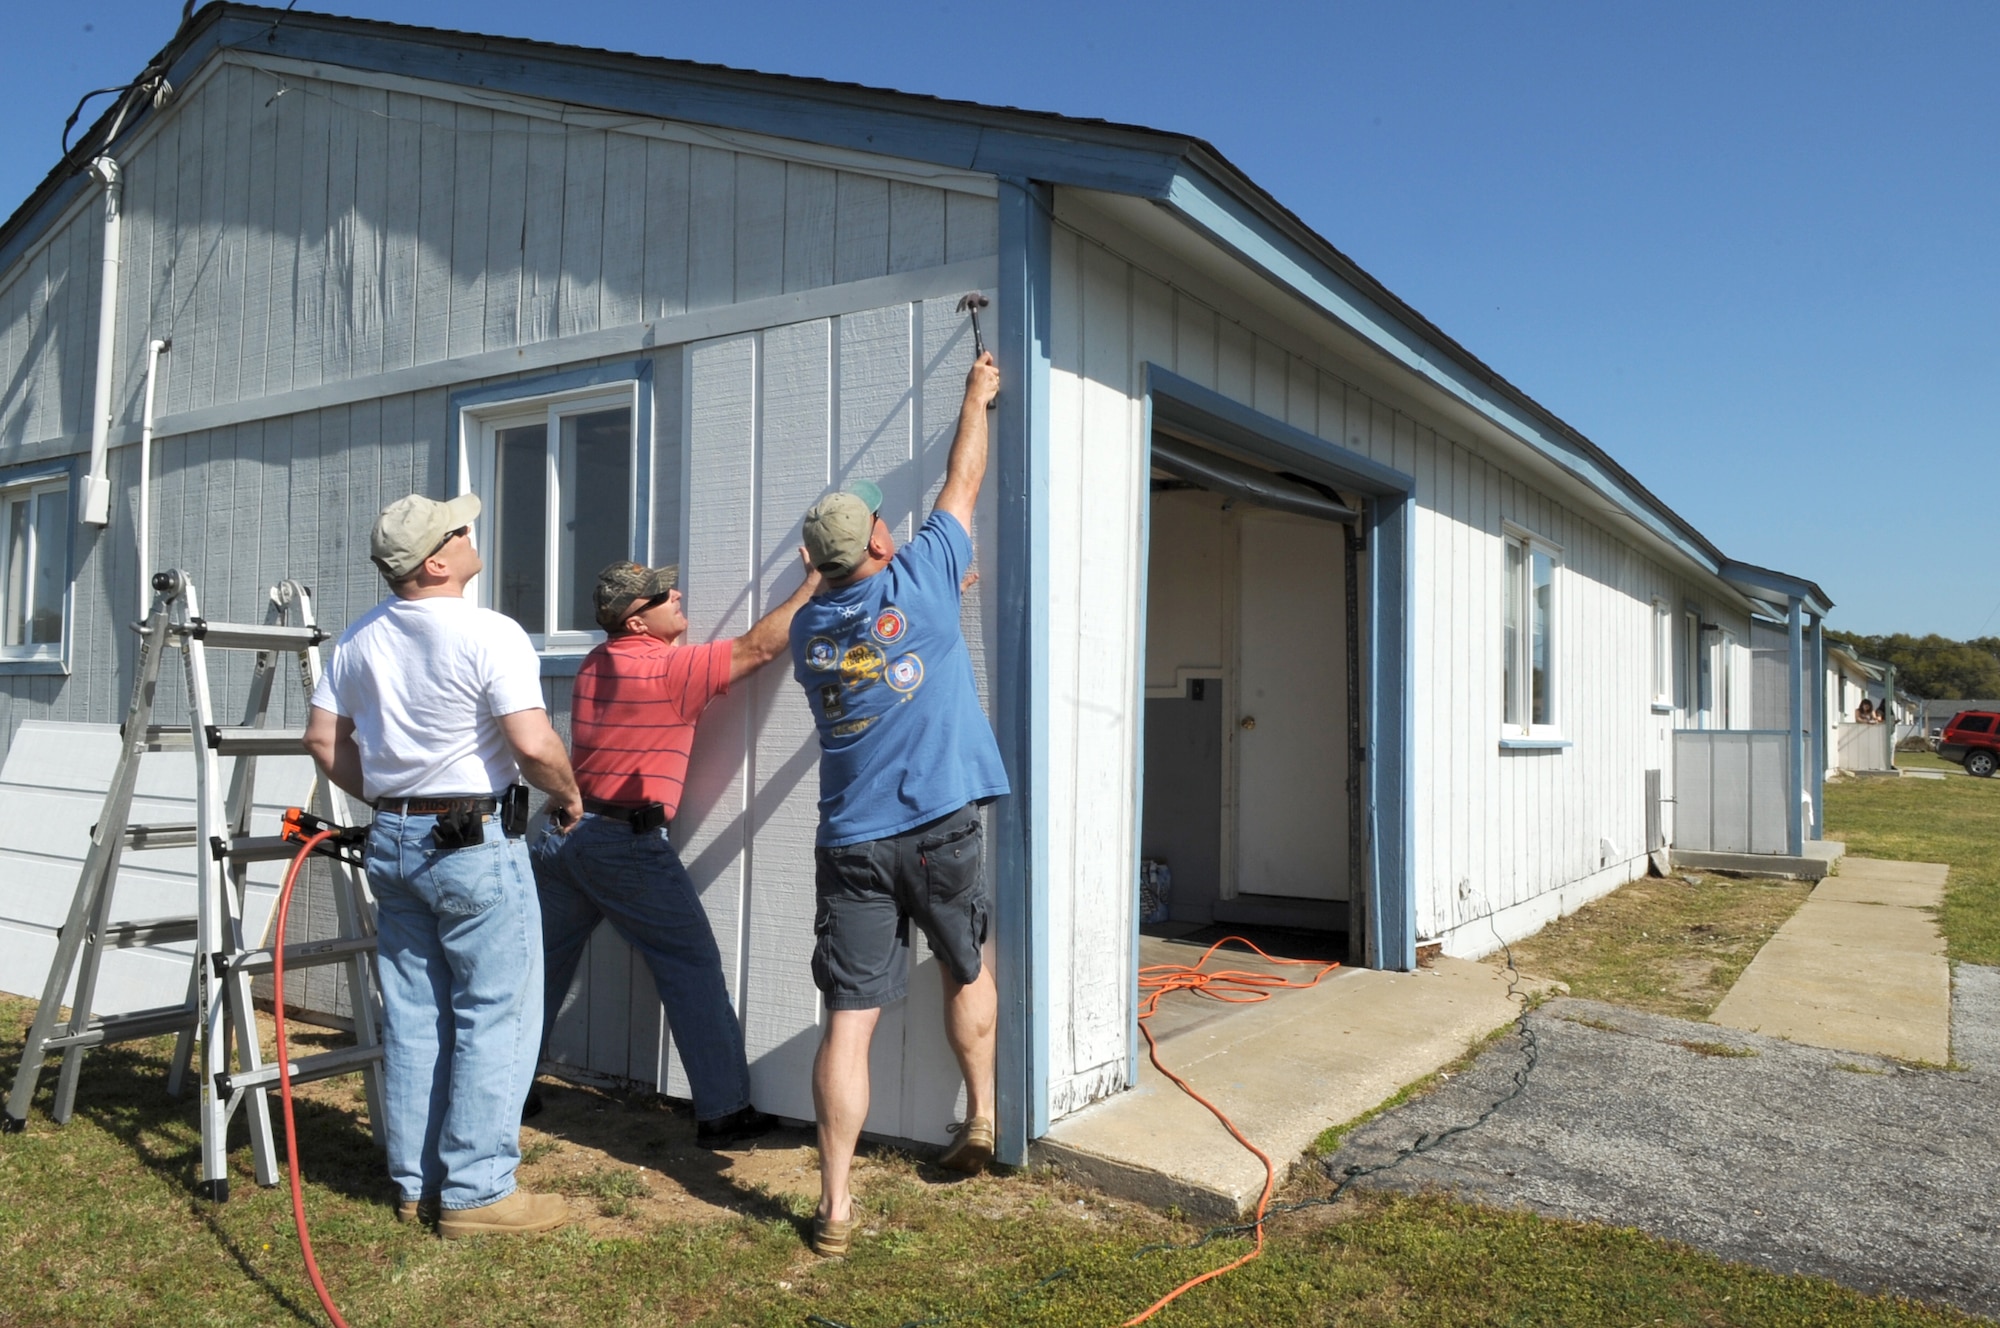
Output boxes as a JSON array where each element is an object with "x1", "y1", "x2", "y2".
[
  {"x1": 1042, "y1": 219, "x2": 1730, "y2": 1116},
  {"x1": 668, "y1": 294, "x2": 995, "y2": 1142},
  {"x1": 0, "y1": 64, "x2": 988, "y2": 467}
]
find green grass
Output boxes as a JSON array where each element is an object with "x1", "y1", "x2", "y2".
[
  {"x1": 1498, "y1": 873, "x2": 1813, "y2": 1020},
  {"x1": 1825, "y1": 756, "x2": 2000, "y2": 964},
  {"x1": 1, "y1": 996, "x2": 1980, "y2": 1327}
]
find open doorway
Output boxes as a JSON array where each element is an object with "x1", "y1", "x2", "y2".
[{"x1": 1139, "y1": 434, "x2": 1364, "y2": 962}]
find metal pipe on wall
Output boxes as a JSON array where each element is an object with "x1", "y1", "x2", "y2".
[
  {"x1": 137, "y1": 339, "x2": 170, "y2": 616},
  {"x1": 81, "y1": 156, "x2": 123, "y2": 527}
]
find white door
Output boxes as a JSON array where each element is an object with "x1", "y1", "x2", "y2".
[{"x1": 1233, "y1": 509, "x2": 1348, "y2": 901}]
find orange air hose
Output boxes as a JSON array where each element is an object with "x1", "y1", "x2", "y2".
[
  {"x1": 273, "y1": 827, "x2": 352, "y2": 1328},
  {"x1": 1122, "y1": 936, "x2": 1341, "y2": 1326}
]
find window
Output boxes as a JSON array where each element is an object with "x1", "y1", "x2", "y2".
[
  {"x1": 1501, "y1": 526, "x2": 1559, "y2": 736},
  {"x1": 0, "y1": 474, "x2": 70, "y2": 663},
  {"x1": 1713, "y1": 630, "x2": 1736, "y2": 729},
  {"x1": 1680, "y1": 608, "x2": 1700, "y2": 718},
  {"x1": 1650, "y1": 599, "x2": 1672, "y2": 708},
  {"x1": 461, "y1": 386, "x2": 638, "y2": 650}
]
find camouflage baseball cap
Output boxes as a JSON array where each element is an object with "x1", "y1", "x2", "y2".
[
  {"x1": 801, "y1": 480, "x2": 885, "y2": 578},
  {"x1": 594, "y1": 561, "x2": 679, "y2": 629}
]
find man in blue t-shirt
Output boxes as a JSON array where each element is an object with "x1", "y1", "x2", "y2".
[{"x1": 790, "y1": 351, "x2": 1007, "y2": 1257}]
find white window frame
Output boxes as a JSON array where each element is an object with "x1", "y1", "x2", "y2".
[
  {"x1": 1650, "y1": 598, "x2": 1673, "y2": 710},
  {"x1": 0, "y1": 472, "x2": 72, "y2": 667},
  {"x1": 1713, "y1": 629, "x2": 1737, "y2": 729},
  {"x1": 458, "y1": 382, "x2": 642, "y2": 653},
  {"x1": 1500, "y1": 523, "x2": 1562, "y2": 741}
]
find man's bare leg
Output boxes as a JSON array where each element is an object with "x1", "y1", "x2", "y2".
[
  {"x1": 941, "y1": 964, "x2": 997, "y2": 1124},
  {"x1": 814, "y1": 1007, "x2": 881, "y2": 1222}
]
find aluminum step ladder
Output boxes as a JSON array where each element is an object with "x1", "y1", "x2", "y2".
[{"x1": 2, "y1": 569, "x2": 385, "y2": 1201}]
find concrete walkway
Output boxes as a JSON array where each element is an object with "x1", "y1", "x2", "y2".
[
  {"x1": 1033, "y1": 943, "x2": 1561, "y2": 1219},
  {"x1": 1708, "y1": 857, "x2": 1952, "y2": 1063}
]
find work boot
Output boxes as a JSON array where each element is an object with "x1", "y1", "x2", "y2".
[
  {"x1": 696, "y1": 1105, "x2": 778, "y2": 1149},
  {"x1": 395, "y1": 1196, "x2": 440, "y2": 1226},
  {"x1": 936, "y1": 1117, "x2": 994, "y2": 1173},
  {"x1": 437, "y1": 1188, "x2": 571, "y2": 1240}
]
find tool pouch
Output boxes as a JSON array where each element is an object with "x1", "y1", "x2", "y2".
[
  {"x1": 501, "y1": 784, "x2": 530, "y2": 837},
  {"x1": 627, "y1": 802, "x2": 668, "y2": 834},
  {"x1": 431, "y1": 802, "x2": 487, "y2": 851}
]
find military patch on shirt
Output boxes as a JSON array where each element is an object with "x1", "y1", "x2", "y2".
[
  {"x1": 805, "y1": 636, "x2": 839, "y2": 671},
  {"x1": 871, "y1": 607, "x2": 907, "y2": 645},
  {"x1": 830, "y1": 715, "x2": 880, "y2": 738},
  {"x1": 885, "y1": 652, "x2": 925, "y2": 694},
  {"x1": 819, "y1": 682, "x2": 846, "y2": 720},
  {"x1": 841, "y1": 643, "x2": 885, "y2": 689}
]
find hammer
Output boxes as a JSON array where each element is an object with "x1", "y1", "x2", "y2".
[
  {"x1": 956, "y1": 291, "x2": 989, "y2": 359},
  {"x1": 955, "y1": 292, "x2": 994, "y2": 410}
]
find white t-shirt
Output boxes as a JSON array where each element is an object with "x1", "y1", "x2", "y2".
[{"x1": 311, "y1": 595, "x2": 547, "y2": 802}]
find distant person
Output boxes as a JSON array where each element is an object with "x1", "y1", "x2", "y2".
[
  {"x1": 1856, "y1": 699, "x2": 1875, "y2": 724},
  {"x1": 789, "y1": 351, "x2": 1007, "y2": 1258}
]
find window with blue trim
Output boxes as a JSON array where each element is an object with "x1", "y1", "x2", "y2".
[
  {"x1": 1, "y1": 474, "x2": 70, "y2": 662},
  {"x1": 461, "y1": 384, "x2": 637, "y2": 651},
  {"x1": 1501, "y1": 524, "x2": 1560, "y2": 738}
]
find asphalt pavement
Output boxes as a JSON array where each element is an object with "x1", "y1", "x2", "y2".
[{"x1": 1326, "y1": 976, "x2": 2000, "y2": 1320}]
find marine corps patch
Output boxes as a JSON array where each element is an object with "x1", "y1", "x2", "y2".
[{"x1": 871, "y1": 607, "x2": 907, "y2": 645}]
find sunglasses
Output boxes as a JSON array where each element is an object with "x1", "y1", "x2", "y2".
[{"x1": 425, "y1": 525, "x2": 470, "y2": 560}]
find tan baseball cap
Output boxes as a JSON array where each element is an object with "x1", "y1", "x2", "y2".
[
  {"x1": 802, "y1": 480, "x2": 884, "y2": 577},
  {"x1": 594, "y1": 561, "x2": 680, "y2": 629},
  {"x1": 371, "y1": 492, "x2": 482, "y2": 581}
]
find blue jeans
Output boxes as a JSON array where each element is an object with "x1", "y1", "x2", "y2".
[
  {"x1": 531, "y1": 815, "x2": 753, "y2": 1121},
  {"x1": 366, "y1": 812, "x2": 543, "y2": 1211}
]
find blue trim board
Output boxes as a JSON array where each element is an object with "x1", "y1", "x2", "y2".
[
  {"x1": 1800, "y1": 596, "x2": 1816, "y2": 856},
  {"x1": 1499, "y1": 738, "x2": 1572, "y2": 750},
  {"x1": 1129, "y1": 394, "x2": 1154, "y2": 1091},
  {"x1": 993, "y1": 177, "x2": 1053, "y2": 1160},
  {"x1": 1143, "y1": 365, "x2": 1418, "y2": 973},
  {"x1": 1811, "y1": 616, "x2": 1827, "y2": 831}
]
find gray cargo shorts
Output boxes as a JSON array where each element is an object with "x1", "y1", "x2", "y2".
[{"x1": 811, "y1": 803, "x2": 988, "y2": 1011}]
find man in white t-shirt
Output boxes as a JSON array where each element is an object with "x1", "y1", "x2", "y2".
[{"x1": 305, "y1": 492, "x2": 584, "y2": 1239}]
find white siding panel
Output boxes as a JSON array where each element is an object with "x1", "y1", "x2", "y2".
[
  {"x1": 672, "y1": 333, "x2": 758, "y2": 1099},
  {"x1": 745, "y1": 318, "x2": 830, "y2": 1124}
]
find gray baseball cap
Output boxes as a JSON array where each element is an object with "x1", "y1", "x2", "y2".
[
  {"x1": 371, "y1": 492, "x2": 481, "y2": 581},
  {"x1": 802, "y1": 480, "x2": 884, "y2": 577},
  {"x1": 594, "y1": 561, "x2": 680, "y2": 629}
]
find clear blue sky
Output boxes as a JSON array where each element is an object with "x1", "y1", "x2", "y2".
[{"x1": 6, "y1": 2, "x2": 1994, "y2": 638}]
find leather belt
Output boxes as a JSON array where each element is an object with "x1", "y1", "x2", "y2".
[
  {"x1": 582, "y1": 797, "x2": 667, "y2": 833},
  {"x1": 373, "y1": 795, "x2": 500, "y2": 815}
]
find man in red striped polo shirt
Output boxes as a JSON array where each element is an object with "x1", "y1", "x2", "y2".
[{"x1": 527, "y1": 556, "x2": 818, "y2": 1145}]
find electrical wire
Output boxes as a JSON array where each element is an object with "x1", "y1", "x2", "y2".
[
  {"x1": 1119, "y1": 936, "x2": 1342, "y2": 1325},
  {"x1": 799, "y1": 924, "x2": 1542, "y2": 1328},
  {"x1": 273, "y1": 828, "x2": 351, "y2": 1328}
]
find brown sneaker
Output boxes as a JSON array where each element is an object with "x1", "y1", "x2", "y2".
[
  {"x1": 936, "y1": 1117, "x2": 994, "y2": 1173},
  {"x1": 396, "y1": 1197, "x2": 439, "y2": 1226},
  {"x1": 811, "y1": 1213, "x2": 855, "y2": 1257},
  {"x1": 437, "y1": 1188, "x2": 571, "y2": 1240}
]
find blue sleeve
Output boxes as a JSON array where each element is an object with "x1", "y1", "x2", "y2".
[{"x1": 899, "y1": 510, "x2": 971, "y2": 597}]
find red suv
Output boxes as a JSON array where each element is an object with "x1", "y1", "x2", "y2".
[{"x1": 1938, "y1": 711, "x2": 2000, "y2": 778}]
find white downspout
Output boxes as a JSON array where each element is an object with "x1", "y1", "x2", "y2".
[
  {"x1": 81, "y1": 155, "x2": 123, "y2": 527},
  {"x1": 138, "y1": 338, "x2": 169, "y2": 616}
]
